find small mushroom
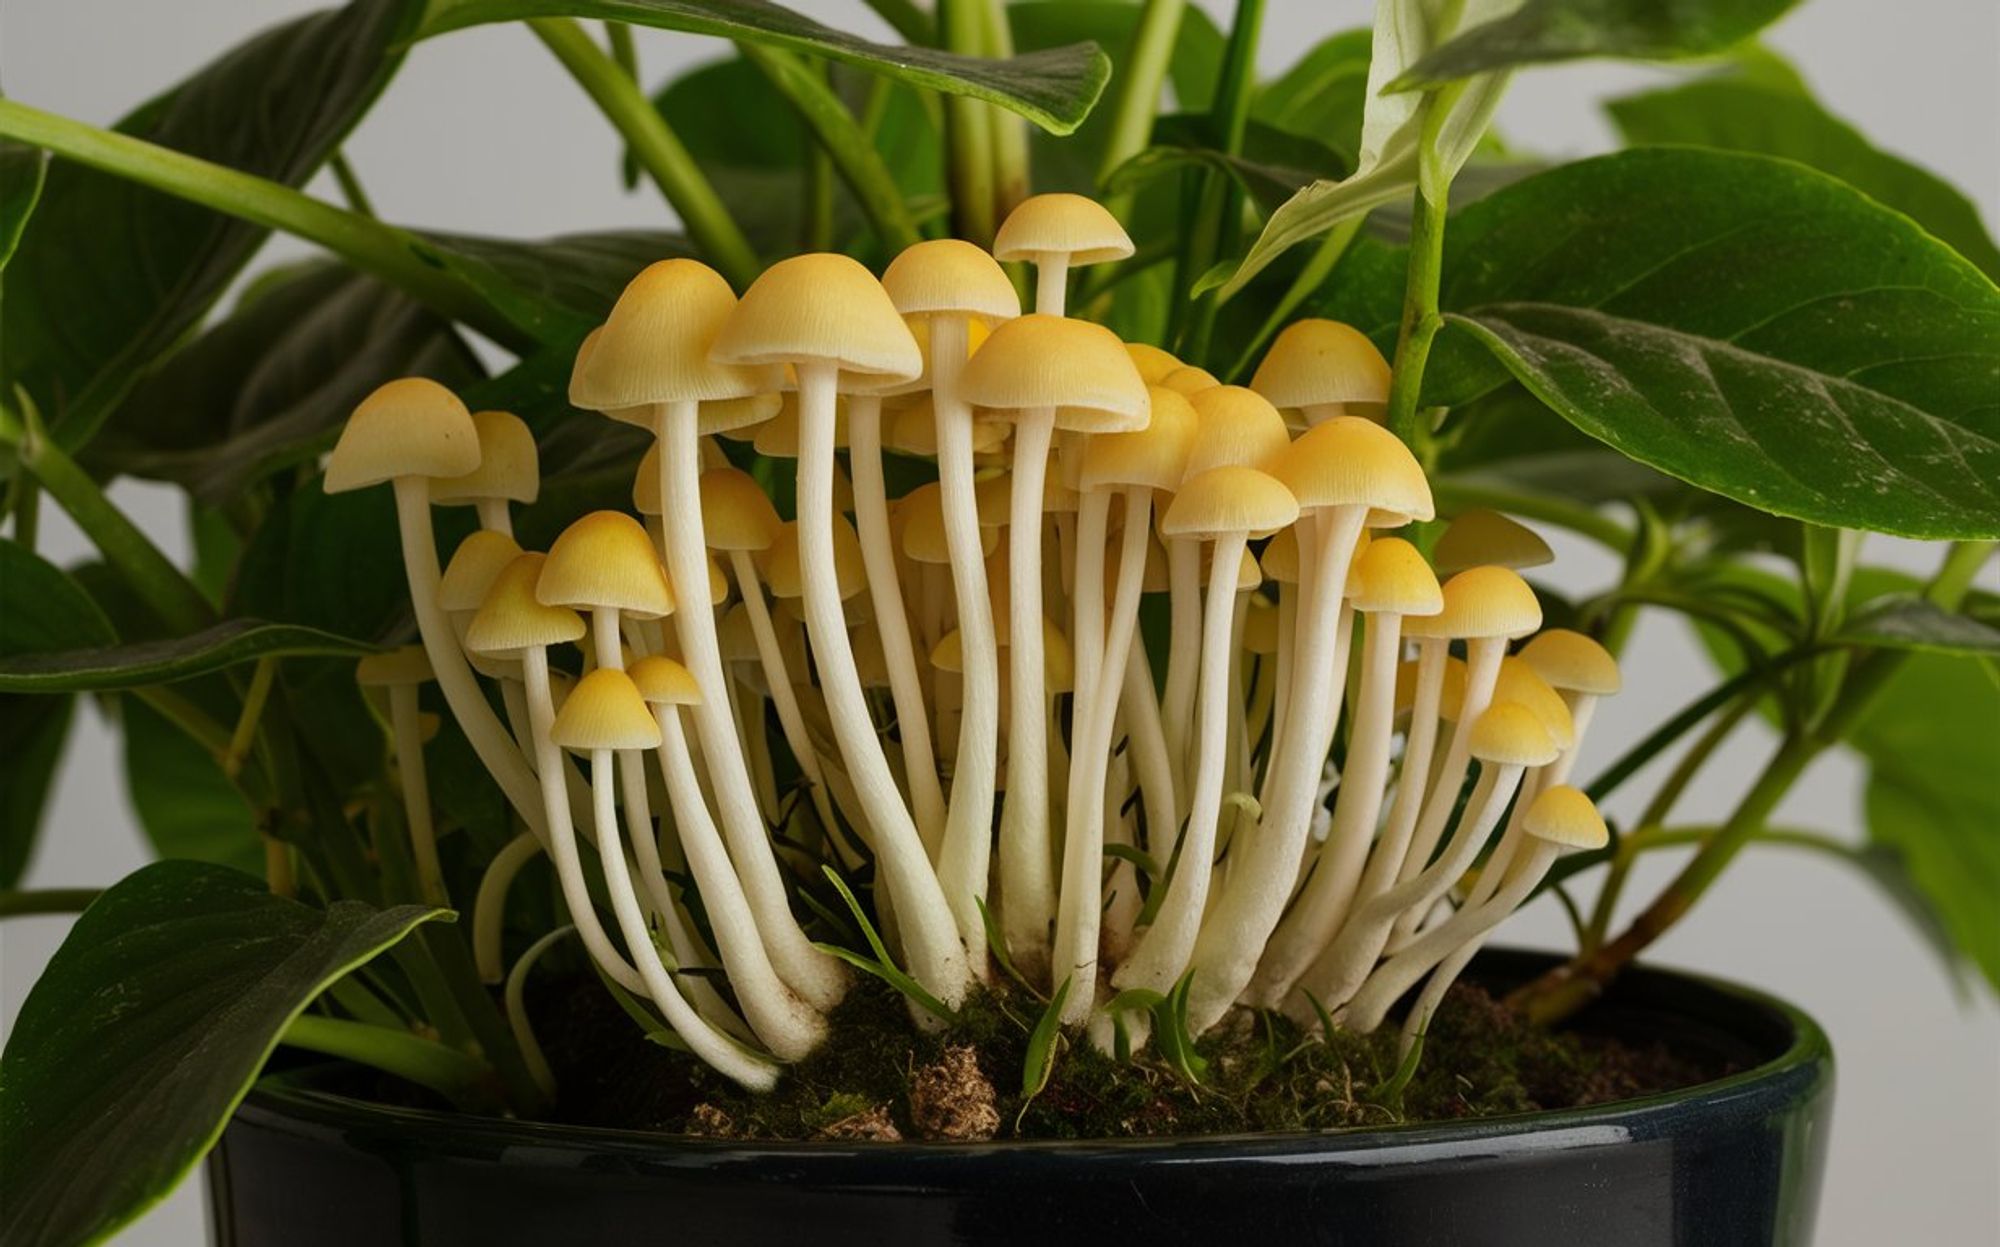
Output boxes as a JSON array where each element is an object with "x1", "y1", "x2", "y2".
[
  {"x1": 991, "y1": 192, "x2": 1133, "y2": 316},
  {"x1": 429, "y1": 409, "x2": 539, "y2": 536},
  {"x1": 1250, "y1": 318, "x2": 1392, "y2": 427}
]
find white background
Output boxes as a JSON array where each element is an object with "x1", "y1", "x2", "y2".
[{"x1": 2, "y1": 1, "x2": 1996, "y2": 1243}]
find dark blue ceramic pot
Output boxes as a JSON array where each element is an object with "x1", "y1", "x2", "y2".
[{"x1": 207, "y1": 950, "x2": 1832, "y2": 1247}]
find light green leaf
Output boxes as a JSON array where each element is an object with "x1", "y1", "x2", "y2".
[
  {"x1": 417, "y1": 0, "x2": 1111, "y2": 135},
  {"x1": 1839, "y1": 595, "x2": 2000, "y2": 657},
  {"x1": 0, "y1": 861, "x2": 446, "y2": 1247},
  {"x1": 1103, "y1": 117, "x2": 1348, "y2": 216},
  {"x1": 0, "y1": 619, "x2": 374, "y2": 693},
  {"x1": 1020, "y1": 975, "x2": 1073, "y2": 1100},
  {"x1": 1390, "y1": 0, "x2": 1801, "y2": 90},
  {"x1": 1252, "y1": 27, "x2": 1372, "y2": 165}
]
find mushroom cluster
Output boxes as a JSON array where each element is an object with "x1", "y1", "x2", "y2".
[{"x1": 324, "y1": 192, "x2": 1616, "y2": 1090}]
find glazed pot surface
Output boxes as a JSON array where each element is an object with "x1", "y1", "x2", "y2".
[{"x1": 207, "y1": 950, "x2": 1832, "y2": 1246}]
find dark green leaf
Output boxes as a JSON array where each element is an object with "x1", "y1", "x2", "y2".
[
  {"x1": 0, "y1": 619, "x2": 374, "y2": 693},
  {"x1": 1439, "y1": 149, "x2": 2000, "y2": 539},
  {"x1": 415, "y1": 228, "x2": 692, "y2": 324},
  {"x1": 120, "y1": 698, "x2": 264, "y2": 876},
  {"x1": 0, "y1": 144, "x2": 47, "y2": 275},
  {"x1": 1252, "y1": 27, "x2": 1371, "y2": 167},
  {"x1": 1608, "y1": 78, "x2": 2000, "y2": 282},
  {"x1": 0, "y1": 861, "x2": 445, "y2": 1247},
  {"x1": 418, "y1": 0, "x2": 1111, "y2": 134},
  {"x1": 1391, "y1": 0, "x2": 1801, "y2": 89},
  {"x1": 3, "y1": 0, "x2": 416, "y2": 448},
  {"x1": 1106, "y1": 116, "x2": 1349, "y2": 216},
  {"x1": 1839, "y1": 595, "x2": 2000, "y2": 657}
]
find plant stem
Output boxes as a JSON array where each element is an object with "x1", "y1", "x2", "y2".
[
  {"x1": 223, "y1": 657, "x2": 279, "y2": 780},
  {"x1": 1177, "y1": 0, "x2": 1264, "y2": 363},
  {"x1": 1097, "y1": 0, "x2": 1187, "y2": 202},
  {"x1": 280, "y1": 1013, "x2": 500, "y2": 1111},
  {"x1": 530, "y1": 19, "x2": 759, "y2": 287},
  {"x1": 327, "y1": 150, "x2": 375, "y2": 219},
  {"x1": 1584, "y1": 649, "x2": 1816, "y2": 804},
  {"x1": 980, "y1": 0, "x2": 1029, "y2": 222},
  {"x1": 7, "y1": 475, "x2": 39, "y2": 549},
  {"x1": 604, "y1": 20, "x2": 638, "y2": 79},
  {"x1": 134, "y1": 686, "x2": 236, "y2": 762},
  {"x1": 938, "y1": 0, "x2": 995, "y2": 243},
  {"x1": 1385, "y1": 187, "x2": 1446, "y2": 447},
  {"x1": 0, "y1": 98, "x2": 524, "y2": 353},
  {"x1": 0, "y1": 888, "x2": 100, "y2": 918},
  {"x1": 1225, "y1": 215, "x2": 1363, "y2": 381}
]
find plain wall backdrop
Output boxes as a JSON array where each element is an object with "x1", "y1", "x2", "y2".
[{"x1": 2, "y1": 2, "x2": 1996, "y2": 1243}]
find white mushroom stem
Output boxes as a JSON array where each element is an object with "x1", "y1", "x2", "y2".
[
  {"x1": 1121, "y1": 639, "x2": 1178, "y2": 875},
  {"x1": 1249, "y1": 605, "x2": 1406, "y2": 1004},
  {"x1": 1113, "y1": 532, "x2": 1247, "y2": 996},
  {"x1": 391, "y1": 478, "x2": 544, "y2": 837},
  {"x1": 1160, "y1": 535, "x2": 1201, "y2": 807},
  {"x1": 1052, "y1": 488, "x2": 1150, "y2": 1021},
  {"x1": 1032, "y1": 252, "x2": 1071, "y2": 316},
  {"x1": 727, "y1": 550, "x2": 840, "y2": 837},
  {"x1": 1290, "y1": 758, "x2": 1528, "y2": 1016},
  {"x1": 997, "y1": 404, "x2": 1058, "y2": 972},
  {"x1": 650, "y1": 400, "x2": 846, "y2": 1011},
  {"x1": 1182, "y1": 506, "x2": 1365, "y2": 1033},
  {"x1": 519, "y1": 643, "x2": 644, "y2": 995},
  {"x1": 591, "y1": 745, "x2": 778, "y2": 1091},
  {"x1": 384, "y1": 681, "x2": 446, "y2": 905},
  {"x1": 500, "y1": 680, "x2": 536, "y2": 767},
  {"x1": 476, "y1": 497, "x2": 513, "y2": 537},
  {"x1": 1259, "y1": 588, "x2": 1297, "y2": 805},
  {"x1": 795, "y1": 362, "x2": 972, "y2": 1005},
  {"x1": 846, "y1": 394, "x2": 947, "y2": 851},
  {"x1": 929, "y1": 317, "x2": 1003, "y2": 961},
  {"x1": 474, "y1": 830, "x2": 544, "y2": 983},
  {"x1": 1344, "y1": 638, "x2": 1449, "y2": 919}
]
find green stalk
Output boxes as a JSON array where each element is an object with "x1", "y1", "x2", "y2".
[
  {"x1": 980, "y1": 0, "x2": 1030, "y2": 221},
  {"x1": 1177, "y1": 0, "x2": 1264, "y2": 361},
  {"x1": 1224, "y1": 215, "x2": 1363, "y2": 381},
  {"x1": 0, "y1": 98, "x2": 523, "y2": 351},
  {"x1": 1384, "y1": 84, "x2": 1471, "y2": 449},
  {"x1": 939, "y1": 0, "x2": 995, "y2": 243},
  {"x1": 134, "y1": 687, "x2": 237, "y2": 766},
  {"x1": 604, "y1": 20, "x2": 638, "y2": 79},
  {"x1": 222, "y1": 657, "x2": 279, "y2": 780},
  {"x1": 530, "y1": 19, "x2": 759, "y2": 287},
  {"x1": 864, "y1": 0, "x2": 938, "y2": 46},
  {"x1": 738, "y1": 43, "x2": 921, "y2": 251},
  {"x1": 0, "y1": 888, "x2": 100, "y2": 918},
  {"x1": 1097, "y1": 0, "x2": 1188, "y2": 199},
  {"x1": 327, "y1": 151, "x2": 375, "y2": 219},
  {"x1": 281, "y1": 1014, "x2": 500, "y2": 1111}
]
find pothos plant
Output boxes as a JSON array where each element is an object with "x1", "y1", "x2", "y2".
[{"x1": 1, "y1": 0, "x2": 1996, "y2": 1242}]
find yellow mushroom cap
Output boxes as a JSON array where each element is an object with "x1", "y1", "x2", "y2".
[
  {"x1": 1405, "y1": 566, "x2": 1543, "y2": 641},
  {"x1": 633, "y1": 443, "x2": 663, "y2": 517},
  {"x1": 466, "y1": 554, "x2": 586, "y2": 655},
  {"x1": 699, "y1": 467, "x2": 782, "y2": 552},
  {"x1": 1244, "y1": 596, "x2": 1281, "y2": 654},
  {"x1": 539, "y1": 511, "x2": 675, "y2": 618},
  {"x1": 899, "y1": 482, "x2": 996, "y2": 564},
  {"x1": 1160, "y1": 364, "x2": 1221, "y2": 396},
  {"x1": 881, "y1": 238, "x2": 1021, "y2": 324},
  {"x1": 1184, "y1": 386, "x2": 1292, "y2": 478},
  {"x1": 930, "y1": 629, "x2": 967, "y2": 674},
  {"x1": 1124, "y1": 342, "x2": 1182, "y2": 384},
  {"x1": 324, "y1": 377, "x2": 479, "y2": 493},
  {"x1": 1260, "y1": 527, "x2": 1301, "y2": 583},
  {"x1": 1523, "y1": 785, "x2": 1609, "y2": 850},
  {"x1": 355, "y1": 645, "x2": 433, "y2": 686},
  {"x1": 702, "y1": 393, "x2": 784, "y2": 437},
  {"x1": 1397, "y1": 655, "x2": 1468, "y2": 722},
  {"x1": 1270, "y1": 416, "x2": 1433, "y2": 522},
  {"x1": 711, "y1": 253, "x2": 921, "y2": 383},
  {"x1": 751, "y1": 392, "x2": 850, "y2": 458},
  {"x1": 1518, "y1": 628, "x2": 1622, "y2": 696},
  {"x1": 1249, "y1": 319, "x2": 1391, "y2": 412},
  {"x1": 1160, "y1": 466, "x2": 1299, "y2": 540},
  {"x1": 1345, "y1": 537, "x2": 1443, "y2": 616},
  {"x1": 440, "y1": 530, "x2": 525, "y2": 613},
  {"x1": 550, "y1": 668, "x2": 662, "y2": 752},
  {"x1": 628, "y1": 655, "x2": 702, "y2": 706},
  {"x1": 570, "y1": 260, "x2": 774, "y2": 415},
  {"x1": 959, "y1": 315, "x2": 1149, "y2": 433},
  {"x1": 992, "y1": 193, "x2": 1133, "y2": 267},
  {"x1": 1432, "y1": 508, "x2": 1554, "y2": 577},
  {"x1": 1234, "y1": 546, "x2": 1263, "y2": 592},
  {"x1": 703, "y1": 553, "x2": 730, "y2": 607},
  {"x1": 1468, "y1": 701, "x2": 1560, "y2": 768},
  {"x1": 763, "y1": 518, "x2": 866, "y2": 600},
  {"x1": 430, "y1": 410, "x2": 539, "y2": 506},
  {"x1": 1494, "y1": 657, "x2": 1577, "y2": 751},
  {"x1": 1080, "y1": 385, "x2": 1196, "y2": 492},
  {"x1": 885, "y1": 397, "x2": 1009, "y2": 457}
]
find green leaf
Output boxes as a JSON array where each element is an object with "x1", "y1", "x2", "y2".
[
  {"x1": 1390, "y1": 0, "x2": 1801, "y2": 90},
  {"x1": 1438, "y1": 149, "x2": 2000, "y2": 539},
  {"x1": 2, "y1": 0, "x2": 416, "y2": 448},
  {"x1": 417, "y1": 0, "x2": 1111, "y2": 135},
  {"x1": 1252, "y1": 27, "x2": 1372, "y2": 166},
  {"x1": 0, "y1": 619, "x2": 373, "y2": 693},
  {"x1": 813, "y1": 865, "x2": 955, "y2": 1024},
  {"x1": 1606, "y1": 77, "x2": 2000, "y2": 282},
  {"x1": 1020, "y1": 975, "x2": 1072, "y2": 1100},
  {"x1": 1839, "y1": 595, "x2": 2000, "y2": 657},
  {"x1": 1105, "y1": 116, "x2": 1349, "y2": 216},
  {"x1": 0, "y1": 861, "x2": 446, "y2": 1247},
  {"x1": 120, "y1": 698, "x2": 264, "y2": 876},
  {"x1": 0, "y1": 144, "x2": 47, "y2": 275}
]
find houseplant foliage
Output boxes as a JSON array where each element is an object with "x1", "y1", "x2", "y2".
[{"x1": 0, "y1": 0, "x2": 1996, "y2": 1242}]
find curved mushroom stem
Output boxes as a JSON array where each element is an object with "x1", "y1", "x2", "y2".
[
  {"x1": 795, "y1": 362, "x2": 972, "y2": 1005},
  {"x1": 474, "y1": 830, "x2": 544, "y2": 983},
  {"x1": 651, "y1": 400, "x2": 847, "y2": 1012},
  {"x1": 727, "y1": 550, "x2": 841, "y2": 837},
  {"x1": 847, "y1": 394, "x2": 947, "y2": 852},
  {"x1": 1160, "y1": 536, "x2": 1201, "y2": 808},
  {"x1": 391, "y1": 477, "x2": 544, "y2": 837},
  {"x1": 1259, "y1": 589, "x2": 1297, "y2": 807},
  {"x1": 998, "y1": 405, "x2": 1058, "y2": 975},
  {"x1": 1052, "y1": 487, "x2": 1151, "y2": 1020},
  {"x1": 592, "y1": 746, "x2": 777, "y2": 1091},
  {"x1": 476, "y1": 497, "x2": 513, "y2": 537},
  {"x1": 929, "y1": 315, "x2": 1002, "y2": 961},
  {"x1": 1033, "y1": 252, "x2": 1071, "y2": 316},
  {"x1": 1347, "y1": 637, "x2": 1449, "y2": 921},
  {"x1": 1117, "y1": 637, "x2": 1177, "y2": 920},
  {"x1": 384, "y1": 681, "x2": 446, "y2": 905},
  {"x1": 1112, "y1": 531, "x2": 1246, "y2": 997}
]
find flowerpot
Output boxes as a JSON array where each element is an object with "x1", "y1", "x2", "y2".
[{"x1": 206, "y1": 949, "x2": 1832, "y2": 1246}]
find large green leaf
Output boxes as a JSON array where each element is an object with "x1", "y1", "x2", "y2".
[
  {"x1": 1607, "y1": 77, "x2": 2000, "y2": 282},
  {"x1": 417, "y1": 0, "x2": 1111, "y2": 134},
  {"x1": 121, "y1": 698, "x2": 264, "y2": 876},
  {"x1": 1251, "y1": 27, "x2": 1372, "y2": 168},
  {"x1": 0, "y1": 144, "x2": 46, "y2": 275},
  {"x1": 0, "y1": 861, "x2": 445, "y2": 1247},
  {"x1": 0, "y1": 619, "x2": 376, "y2": 693},
  {"x1": 1436, "y1": 149, "x2": 2000, "y2": 539},
  {"x1": 1391, "y1": 0, "x2": 1801, "y2": 89},
  {"x1": 2, "y1": 0, "x2": 417, "y2": 448}
]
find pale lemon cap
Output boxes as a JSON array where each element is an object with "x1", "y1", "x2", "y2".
[
  {"x1": 466, "y1": 553, "x2": 586, "y2": 655},
  {"x1": 324, "y1": 378, "x2": 479, "y2": 492},
  {"x1": 1345, "y1": 537, "x2": 1443, "y2": 616},
  {"x1": 1523, "y1": 785, "x2": 1609, "y2": 850},
  {"x1": 699, "y1": 467, "x2": 782, "y2": 552},
  {"x1": 1432, "y1": 508, "x2": 1554, "y2": 577},
  {"x1": 712, "y1": 253, "x2": 921, "y2": 383},
  {"x1": 1494, "y1": 656, "x2": 1577, "y2": 750},
  {"x1": 900, "y1": 482, "x2": 996, "y2": 564},
  {"x1": 885, "y1": 397, "x2": 1008, "y2": 457},
  {"x1": 1468, "y1": 701, "x2": 1560, "y2": 768},
  {"x1": 1124, "y1": 342, "x2": 1181, "y2": 384},
  {"x1": 1402, "y1": 566, "x2": 1541, "y2": 641},
  {"x1": 1270, "y1": 416, "x2": 1432, "y2": 521},
  {"x1": 763, "y1": 518, "x2": 865, "y2": 600},
  {"x1": 1160, "y1": 364, "x2": 1220, "y2": 396},
  {"x1": 1160, "y1": 466, "x2": 1299, "y2": 540},
  {"x1": 881, "y1": 239, "x2": 1020, "y2": 324},
  {"x1": 550, "y1": 668, "x2": 662, "y2": 752},
  {"x1": 992, "y1": 193, "x2": 1133, "y2": 266},
  {"x1": 1184, "y1": 386, "x2": 1292, "y2": 478},
  {"x1": 355, "y1": 645, "x2": 433, "y2": 686},
  {"x1": 959, "y1": 315, "x2": 1149, "y2": 432},
  {"x1": 1260, "y1": 527, "x2": 1301, "y2": 583},
  {"x1": 1250, "y1": 319, "x2": 1391, "y2": 412},
  {"x1": 1518, "y1": 628, "x2": 1621, "y2": 696},
  {"x1": 571, "y1": 260, "x2": 774, "y2": 413},
  {"x1": 751, "y1": 392, "x2": 849, "y2": 458},
  {"x1": 629, "y1": 655, "x2": 702, "y2": 707},
  {"x1": 440, "y1": 530, "x2": 525, "y2": 613},
  {"x1": 539, "y1": 511, "x2": 675, "y2": 618},
  {"x1": 1080, "y1": 384, "x2": 1196, "y2": 492},
  {"x1": 430, "y1": 410, "x2": 539, "y2": 506}
]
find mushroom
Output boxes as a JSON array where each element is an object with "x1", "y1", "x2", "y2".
[
  {"x1": 1431, "y1": 508, "x2": 1555, "y2": 578},
  {"x1": 959, "y1": 313, "x2": 1148, "y2": 975},
  {"x1": 429, "y1": 409, "x2": 539, "y2": 536},
  {"x1": 324, "y1": 378, "x2": 544, "y2": 838},
  {"x1": 536, "y1": 511, "x2": 672, "y2": 673},
  {"x1": 1124, "y1": 341, "x2": 1181, "y2": 384},
  {"x1": 473, "y1": 831, "x2": 544, "y2": 983},
  {"x1": 1112, "y1": 465, "x2": 1298, "y2": 999},
  {"x1": 571, "y1": 259, "x2": 844, "y2": 1013},
  {"x1": 1249, "y1": 319, "x2": 1392, "y2": 427},
  {"x1": 991, "y1": 192, "x2": 1133, "y2": 316},
  {"x1": 713, "y1": 253, "x2": 971, "y2": 1007},
  {"x1": 439, "y1": 529, "x2": 532, "y2": 741},
  {"x1": 356, "y1": 646, "x2": 446, "y2": 905}
]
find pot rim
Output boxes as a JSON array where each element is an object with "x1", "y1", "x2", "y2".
[{"x1": 236, "y1": 947, "x2": 1832, "y2": 1158}]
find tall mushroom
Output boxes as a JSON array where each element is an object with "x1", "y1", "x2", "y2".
[
  {"x1": 430, "y1": 409, "x2": 539, "y2": 536},
  {"x1": 991, "y1": 192, "x2": 1133, "y2": 316}
]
